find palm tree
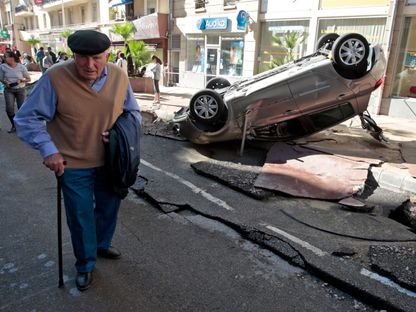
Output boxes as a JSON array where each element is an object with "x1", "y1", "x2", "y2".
[
  {"x1": 60, "y1": 30, "x2": 73, "y2": 49},
  {"x1": 127, "y1": 40, "x2": 151, "y2": 75},
  {"x1": 25, "y1": 35, "x2": 41, "y2": 60},
  {"x1": 110, "y1": 22, "x2": 136, "y2": 46},
  {"x1": 271, "y1": 31, "x2": 307, "y2": 67}
]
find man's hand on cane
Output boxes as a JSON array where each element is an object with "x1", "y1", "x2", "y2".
[{"x1": 43, "y1": 153, "x2": 66, "y2": 177}]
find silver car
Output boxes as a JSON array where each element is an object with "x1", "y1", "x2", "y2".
[{"x1": 173, "y1": 33, "x2": 387, "y2": 144}]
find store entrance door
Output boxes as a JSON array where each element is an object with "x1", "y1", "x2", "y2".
[{"x1": 205, "y1": 47, "x2": 220, "y2": 85}]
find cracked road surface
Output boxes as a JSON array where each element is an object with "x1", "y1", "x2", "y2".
[
  {"x1": 137, "y1": 134, "x2": 416, "y2": 311},
  {"x1": 0, "y1": 114, "x2": 375, "y2": 312}
]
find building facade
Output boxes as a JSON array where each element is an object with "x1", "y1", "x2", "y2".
[
  {"x1": 380, "y1": 0, "x2": 416, "y2": 117},
  {"x1": 169, "y1": 0, "x2": 415, "y2": 119},
  {"x1": 0, "y1": 0, "x2": 415, "y2": 118},
  {"x1": 0, "y1": 0, "x2": 169, "y2": 62}
]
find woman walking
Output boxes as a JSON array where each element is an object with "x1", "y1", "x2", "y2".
[
  {"x1": 150, "y1": 55, "x2": 162, "y2": 105},
  {"x1": 116, "y1": 52, "x2": 128, "y2": 76},
  {"x1": 0, "y1": 51, "x2": 31, "y2": 133}
]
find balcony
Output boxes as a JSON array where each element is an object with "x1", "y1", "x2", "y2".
[
  {"x1": 40, "y1": 0, "x2": 89, "y2": 11},
  {"x1": 15, "y1": 4, "x2": 34, "y2": 17}
]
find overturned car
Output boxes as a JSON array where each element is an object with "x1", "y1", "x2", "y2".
[{"x1": 173, "y1": 33, "x2": 387, "y2": 144}]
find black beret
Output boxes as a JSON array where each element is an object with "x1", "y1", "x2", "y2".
[{"x1": 68, "y1": 30, "x2": 111, "y2": 55}]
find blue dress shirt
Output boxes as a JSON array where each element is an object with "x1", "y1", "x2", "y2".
[{"x1": 14, "y1": 65, "x2": 141, "y2": 159}]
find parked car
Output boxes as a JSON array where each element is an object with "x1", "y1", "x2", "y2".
[{"x1": 173, "y1": 33, "x2": 387, "y2": 144}]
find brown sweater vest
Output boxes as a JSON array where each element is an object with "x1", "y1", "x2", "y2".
[{"x1": 47, "y1": 61, "x2": 128, "y2": 168}]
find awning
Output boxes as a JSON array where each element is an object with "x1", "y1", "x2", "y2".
[
  {"x1": 108, "y1": 0, "x2": 133, "y2": 7},
  {"x1": 133, "y1": 13, "x2": 168, "y2": 40}
]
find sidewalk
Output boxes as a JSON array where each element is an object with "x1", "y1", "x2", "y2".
[{"x1": 135, "y1": 85, "x2": 416, "y2": 196}]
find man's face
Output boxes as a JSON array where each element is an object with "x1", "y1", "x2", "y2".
[{"x1": 73, "y1": 51, "x2": 109, "y2": 82}]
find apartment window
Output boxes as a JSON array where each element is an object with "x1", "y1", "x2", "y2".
[
  {"x1": 392, "y1": 17, "x2": 416, "y2": 98},
  {"x1": 147, "y1": 0, "x2": 157, "y2": 14},
  {"x1": 57, "y1": 10, "x2": 62, "y2": 26},
  {"x1": 7, "y1": 11, "x2": 12, "y2": 24},
  {"x1": 172, "y1": 34, "x2": 181, "y2": 49},
  {"x1": 81, "y1": 6, "x2": 85, "y2": 23},
  {"x1": 195, "y1": 0, "x2": 205, "y2": 10},
  {"x1": 68, "y1": 8, "x2": 73, "y2": 25},
  {"x1": 407, "y1": 0, "x2": 416, "y2": 4},
  {"x1": 92, "y1": 3, "x2": 98, "y2": 22},
  {"x1": 43, "y1": 14, "x2": 47, "y2": 28},
  {"x1": 224, "y1": 0, "x2": 236, "y2": 6}
]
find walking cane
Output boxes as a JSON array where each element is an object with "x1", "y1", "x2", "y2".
[{"x1": 57, "y1": 175, "x2": 64, "y2": 288}]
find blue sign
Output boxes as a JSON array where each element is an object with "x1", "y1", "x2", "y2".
[
  {"x1": 236, "y1": 10, "x2": 248, "y2": 31},
  {"x1": 197, "y1": 17, "x2": 228, "y2": 30}
]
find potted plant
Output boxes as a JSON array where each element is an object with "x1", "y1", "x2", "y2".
[{"x1": 126, "y1": 40, "x2": 152, "y2": 93}]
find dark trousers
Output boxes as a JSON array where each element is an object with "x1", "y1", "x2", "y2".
[{"x1": 60, "y1": 166, "x2": 121, "y2": 272}]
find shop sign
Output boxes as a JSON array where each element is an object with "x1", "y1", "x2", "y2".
[
  {"x1": 0, "y1": 30, "x2": 9, "y2": 39},
  {"x1": 34, "y1": 0, "x2": 42, "y2": 4},
  {"x1": 236, "y1": 10, "x2": 248, "y2": 31},
  {"x1": 197, "y1": 17, "x2": 228, "y2": 30}
]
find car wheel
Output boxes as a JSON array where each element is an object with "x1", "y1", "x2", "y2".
[
  {"x1": 332, "y1": 33, "x2": 369, "y2": 70},
  {"x1": 189, "y1": 89, "x2": 225, "y2": 124},
  {"x1": 315, "y1": 33, "x2": 339, "y2": 51},
  {"x1": 206, "y1": 77, "x2": 231, "y2": 90}
]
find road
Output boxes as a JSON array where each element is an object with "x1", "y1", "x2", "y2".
[{"x1": 0, "y1": 100, "x2": 376, "y2": 311}]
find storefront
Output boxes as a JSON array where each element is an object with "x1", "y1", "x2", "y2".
[
  {"x1": 258, "y1": 1, "x2": 387, "y2": 73},
  {"x1": 392, "y1": 16, "x2": 416, "y2": 98},
  {"x1": 380, "y1": 1, "x2": 416, "y2": 118},
  {"x1": 258, "y1": 20, "x2": 309, "y2": 73},
  {"x1": 176, "y1": 11, "x2": 254, "y2": 89}
]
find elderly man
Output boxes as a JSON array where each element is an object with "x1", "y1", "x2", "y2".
[{"x1": 14, "y1": 30, "x2": 141, "y2": 291}]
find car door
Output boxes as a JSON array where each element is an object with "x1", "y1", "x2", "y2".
[
  {"x1": 287, "y1": 68, "x2": 354, "y2": 115},
  {"x1": 243, "y1": 80, "x2": 301, "y2": 128}
]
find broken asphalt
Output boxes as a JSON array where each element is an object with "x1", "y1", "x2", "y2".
[{"x1": 135, "y1": 85, "x2": 416, "y2": 311}]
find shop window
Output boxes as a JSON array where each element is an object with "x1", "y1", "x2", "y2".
[
  {"x1": 392, "y1": 17, "x2": 416, "y2": 98},
  {"x1": 187, "y1": 35, "x2": 205, "y2": 72},
  {"x1": 220, "y1": 36, "x2": 244, "y2": 76},
  {"x1": 318, "y1": 17, "x2": 386, "y2": 45},
  {"x1": 258, "y1": 20, "x2": 309, "y2": 73}
]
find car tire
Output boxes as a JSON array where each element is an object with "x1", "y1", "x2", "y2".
[
  {"x1": 315, "y1": 33, "x2": 339, "y2": 51},
  {"x1": 206, "y1": 77, "x2": 231, "y2": 90},
  {"x1": 332, "y1": 33, "x2": 369, "y2": 71},
  {"x1": 189, "y1": 89, "x2": 226, "y2": 124}
]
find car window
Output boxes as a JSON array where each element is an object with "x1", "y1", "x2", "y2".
[{"x1": 309, "y1": 103, "x2": 354, "y2": 129}]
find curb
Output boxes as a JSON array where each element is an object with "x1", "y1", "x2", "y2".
[{"x1": 370, "y1": 166, "x2": 416, "y2": 195}]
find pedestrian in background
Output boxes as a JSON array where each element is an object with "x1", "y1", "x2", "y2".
[
  {"x1": 0, "y1": 50, "x2": 31, "y2": 133},
  {"x1": 116, "y1": 52, "x2": 128, "y2": 76},
  {"x1": 14, "y1": 30, "x2": 141, "y2": 291},
  {"x1": 57, "y1": 51, "x2": 69, "y2": 63},
  {"x1": 36, "y1": 47, "x2": 45, "y2": 73},
  {"x1": 150, "y1": 55, "x2": 162, "y2": 105},
  {"x1": 47, "y1": 47, "x2": 57, "y2": 64},
  {"x1": 42, "y1": 51, "x2": 54, "y2": 70}
]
